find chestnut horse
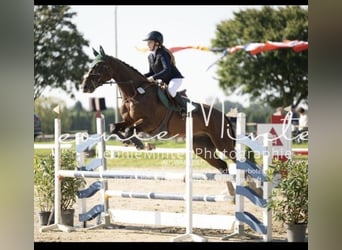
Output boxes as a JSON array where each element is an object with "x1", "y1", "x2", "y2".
[{"x1": 81, "y1": 46, "x2": 237, "y2": 197}]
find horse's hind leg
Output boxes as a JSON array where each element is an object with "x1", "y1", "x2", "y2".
[
  {"x1": 193, "y1": 134, "x2": 235, "y2": 197},
  {"x1": 208, "y1": 133, "x2": 264, "y2": 197}
]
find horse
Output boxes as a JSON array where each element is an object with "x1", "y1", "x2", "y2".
[{"x1": 81, "y1": 46, "x2": 237, "y2": 197}]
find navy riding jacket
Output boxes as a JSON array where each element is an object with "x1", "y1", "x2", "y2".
[{"x1": 144, "y1": 47, "x2": 183, "y2": 84}]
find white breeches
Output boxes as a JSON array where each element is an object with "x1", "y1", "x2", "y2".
[{"x1": 168, "y1": 78, "x2": 184, "y2": 97}]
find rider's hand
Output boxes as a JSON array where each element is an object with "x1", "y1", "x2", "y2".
[
  {"x1": 160, "y1": 83, "x2": 167, "y2": 90},
  {"x1": 147, "y1": 76, "x2": 154, "y2": 82}
]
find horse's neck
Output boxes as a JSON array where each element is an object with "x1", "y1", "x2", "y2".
[
  {"x1": 108, "y1": 57, "x2": 145, "y2": 83},
  {"x1": 108, "y1": 57, "x2": 147, "y2": 97}
]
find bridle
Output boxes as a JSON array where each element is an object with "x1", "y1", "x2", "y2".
[
  {"x1": 84, "y1": 60, "x2": 157, "y2": 102},
  {"x1": 87, "y1": 78, "x2": 156, "y2": 105}
]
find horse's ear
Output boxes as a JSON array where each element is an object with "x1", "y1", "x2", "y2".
[
  {"x1": 99, "y1": 46, "x2": 106, "y2": 56},
  {"x1": 92, "y1": 48, "x2": 99, "y2": 56}
]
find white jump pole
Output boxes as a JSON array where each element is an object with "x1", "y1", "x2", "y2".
[
  {"x1": 263, "y1": 134, "x2": 272, "y2": 241},
  {"x1": 54, "y1": 118, "x2": 62, "y2": 226},
  {"x1": 76, "y1": 132, "x2": 87, "y2": 228},
  {"x1": 40, "y1": 109, "x2": 74, "y2": 232},
  {"x1": 172, "y1": 101, "x2": 207, "y2": 242},
  {"x1": 236, "y1": 112, "x2": 246, "y2": 235}
]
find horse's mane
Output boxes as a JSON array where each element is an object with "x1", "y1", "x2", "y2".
[
  {"x1": 91, "y1": 46, "x2": 146, "y2": 80},
  {"x1": 108, "y1": 55, "x2": 146, "y2": 79}
]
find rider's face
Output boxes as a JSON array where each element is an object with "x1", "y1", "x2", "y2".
[{"x1": 147, "y1": 40, "x2": 157, "y2": 51}]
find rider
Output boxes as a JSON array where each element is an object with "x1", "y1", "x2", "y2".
[{"x1": 142, "y1": 30, "x2": 187, "y2": 118}]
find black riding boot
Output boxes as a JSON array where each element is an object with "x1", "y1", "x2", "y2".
[{"x1": 174, "y1": 93, "x2": 187, "y2": 119}]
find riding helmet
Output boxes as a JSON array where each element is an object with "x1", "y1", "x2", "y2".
[{"x1": 143, "y1": 31, "x2": 163, "y2": 45}]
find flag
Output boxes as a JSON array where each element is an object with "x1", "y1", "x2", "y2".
[{"x1": 53, "y1": 105, "x2": 60, "y2": 114}]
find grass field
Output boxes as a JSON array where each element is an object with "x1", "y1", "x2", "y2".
[{"x1": 34, "y1": 139, "x2": 308, "y2": 170}]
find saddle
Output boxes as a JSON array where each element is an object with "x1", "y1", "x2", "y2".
[{"x1": 156, "y1": 82, "x2": 189, "y2": 114}]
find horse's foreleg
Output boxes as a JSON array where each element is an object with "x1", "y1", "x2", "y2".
[
  {"x1": 123, "y1": 126, "x2": 145, "y2": 150},
  {"x1": 109, "y1": 120, "x2": 142, "y2": 148},
  {"x1": 109, "y1": 124, "x2": 130, "y2": 144},
  {"x1": 124, "y1": 118, "x2": 146, "y2": 150},
  {"x1": 109, "y1": 121, "x2": 132, "y2": 134}
]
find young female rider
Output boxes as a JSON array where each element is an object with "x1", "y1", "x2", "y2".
[{"x1": 143, "y1": 30, "x2": 187, "y2": 118}]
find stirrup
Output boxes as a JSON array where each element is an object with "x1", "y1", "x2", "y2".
[{"x1": 180, "y1": 109, "x2": 186, "y2": 120}]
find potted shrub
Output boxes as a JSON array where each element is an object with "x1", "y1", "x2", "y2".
[
  {"x1": 34, "y1": 154, "x2": 55, "y2": 225},
  {"x1": 34, "y1": 149, "x2": 86, "y2": 227},
  {"x1": 59, "y1": 149, "x2": 87, "y2": 226},
  {"x1": 266, "y1": 159, "x2": 308, "y2": 242}
]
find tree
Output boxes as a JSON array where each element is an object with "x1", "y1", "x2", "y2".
[
  {"x1": 211, "y1": 6, "x2": 308, "y2": 109},
  {"x1": 34, "y1": 5, "x2": 91, "y2": 100}
]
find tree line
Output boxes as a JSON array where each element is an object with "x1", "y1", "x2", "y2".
[
  {"x1": 34, "y1": 97, "x2": 116, "y2": 136},
  {"x1": 34, "y1": 6, "x2": 307, "y2": 111},
  {"x1": 34, "y1": 5, "x2": 307, "y2": 137}
]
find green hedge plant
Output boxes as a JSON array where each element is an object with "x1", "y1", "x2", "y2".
[
  {"x1": 34, "y1": 149, "x2": 86, "y2": 211},
  {"x1": 34, "y1": 154, "x2": 55, "y2": 212},
  {"x1": 266, "y1": 159, "x2": 308, "y2": 225},
  {"x1": 59, "y1": 149, "x2": 86, "y2": 210}
]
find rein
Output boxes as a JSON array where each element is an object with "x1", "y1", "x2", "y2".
[
  {"x1": 102, "y1": 79, "x2": 152, "y2": 86},
  {"x1": 102, "y1": 79, "x2": 156, "y2": 102},
  {"x1": 87, "y1": 54, "x2": 158, "y2": 101}
]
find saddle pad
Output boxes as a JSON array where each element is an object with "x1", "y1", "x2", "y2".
[{"x1": 157, "y1": 87, "x2": 179, "y2": 112}]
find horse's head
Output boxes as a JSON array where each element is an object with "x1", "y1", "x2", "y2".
[{"x1": 81, "y1": 46, "x2": 112, "y2": 93}]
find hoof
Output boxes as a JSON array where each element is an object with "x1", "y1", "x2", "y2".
[
  {"x1": 109, "y1": 123, "x2": 116, "y2": 134},
  {"x1": 248, "y1": 182, "x2": 263, "y2": 197},
  {"x1": 226, "y1": 195, "x2": 236, "y2": 205},
  {"x1": 180, "y1": 111, "x2": 186, "y2": 120},
  {"x1": 255, "y1": 188, "x2": 263, "y2": 197},
  {"x1": 221, "y1": 187, "x2": 236, "y2": 204},
  {"x1": 144, "y1": 142, "x2": 155, "y2": 150},
  {"x1": 135, "y1": 144, "x2": 145, "y2": 150}
]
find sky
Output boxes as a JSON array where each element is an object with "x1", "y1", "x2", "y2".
[{"x1": 42, "y1": 5, "x2": 267, "y2": 110}]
